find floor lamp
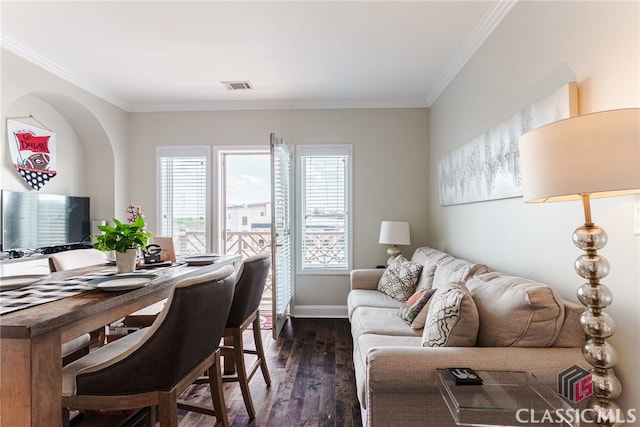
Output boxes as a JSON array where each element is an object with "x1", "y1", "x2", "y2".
[{"x1": 519, "y1": 108, "x2": 640, "y2": 426}]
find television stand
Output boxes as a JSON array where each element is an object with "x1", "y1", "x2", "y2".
[{"x1": 39, "y1": 243, "x2": 94, "y2": 255}]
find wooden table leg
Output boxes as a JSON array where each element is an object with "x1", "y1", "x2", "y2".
[{"x1": 1, "y1": 330, "x2": 62, "y2": 426}]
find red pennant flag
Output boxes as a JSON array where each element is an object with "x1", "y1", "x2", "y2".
[{"x1": 15, "y1": 132, "x2": 51, "y2": 154}]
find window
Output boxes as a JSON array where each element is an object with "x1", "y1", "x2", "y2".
[
  {"x1": 156, "y1": 146, "x2": 210, "y2": 255},
  {"x1": 296, "y1": 145, "x2": 352, "y2": 273}
]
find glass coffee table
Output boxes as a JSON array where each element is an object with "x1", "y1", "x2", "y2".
[{"x1": 437, "y1": 370, "x2": 578, "y2": 426}]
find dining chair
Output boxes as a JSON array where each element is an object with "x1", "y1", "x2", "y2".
[
  {"x1": 48, "y1": 248, "x2": 106, "y2": 272},
  {"x1": 49, "y1": 249, "x2": 107, "y2": 365},
  {"x1": 211, "y1": 251, "x2": 272, "y2": 420},
  {"x1": 61, "y1": 265, "x2": 236, "y2": 427}
]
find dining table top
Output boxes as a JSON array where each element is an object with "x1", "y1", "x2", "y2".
[{"x1": 0, "y1": 254, "x2": 241, "y2": 341}]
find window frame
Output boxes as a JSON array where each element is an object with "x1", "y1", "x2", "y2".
[
  {"x1": 156, "y1": 145, "x2": 211, "y2": 254},
  {"x1": 295, "y1": 144, "x2": 353, "y2": 275}
]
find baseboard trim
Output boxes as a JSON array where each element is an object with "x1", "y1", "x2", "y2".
[{"x1": 291, "y1": 305, "x2": 348, "y2": 318}]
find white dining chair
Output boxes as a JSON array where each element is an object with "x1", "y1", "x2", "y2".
[{"x1": 49, "y1": 248, "x2": 108, "y2": 365}]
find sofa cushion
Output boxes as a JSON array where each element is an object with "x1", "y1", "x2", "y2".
[
  {"x1": 432, "y1": 256, "x2": 488, "y2": 290},
  {"x1": 377, "y1": 255, "x2": 423, "y2": 302},
  {"x1": 466, "y1": 272, "x2": 565, "y2": 347},
  {"x1": 351, "y1": 306, "x2": 424, "y2": 339},
  {"x1": 347, "y1": 289, "x2": 402, "y2": 320},
  {"x1": 411, "y1": 247, "x2": 449, "y2": 290},
  {"x1": 422, "y1": 282, "x2": 478, "y2": 347},
  {"x1": 398, "y1": 288, "x2": 437, "y2": 329}
]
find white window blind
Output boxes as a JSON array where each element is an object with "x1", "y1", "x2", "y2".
[
  {"x1": 297, "y1": 145, "x2": 351, "y2": 272},
  {"x1": 157, "y1": 146, "x2": 210, "y2": 255}
]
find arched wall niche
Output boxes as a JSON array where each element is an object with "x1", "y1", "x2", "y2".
[{"x1": 3, "y1": 91, "x2": 115, "y2": 222}]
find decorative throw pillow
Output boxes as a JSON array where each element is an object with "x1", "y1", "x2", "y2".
[
  {"x1": 410, "y1": 291, "x2": 438, "y2": 329},
  {"x1": 422, "y1": 282, "x2": 479, "y2": 347},
  {"x1": 377, "y1": 255, "x2": 423, "y2": 302},
  {"x1": 398, "y1": 288, "x2": 437, "y2": 328}
]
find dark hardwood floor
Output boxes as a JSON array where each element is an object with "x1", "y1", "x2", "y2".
[
  {"x1": 178, "y1": 317, "x2": 362, "y2": 427},
  {"x1": 74, "y1": 318, "x2": 361, "y2": 427}
]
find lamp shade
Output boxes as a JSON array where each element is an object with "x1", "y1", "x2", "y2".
[
  {"x1": 518, "y1": 108, "x2": 640, "y2": 203},
  {"x1": 378, "y1": 221, "x2": 410, "y2": 245}
]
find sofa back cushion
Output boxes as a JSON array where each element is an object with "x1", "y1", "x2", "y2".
[
  {"x1": 432, "y1": 256, "x2": 489, "y2": 290},
  {"x1": 422, "y1": 282, "x2": 479, "y2": 347},
  {"x1": 466, "y1": 272, "x2": 565, "y2": 347},
  {"x1": 553, "y1": 301, "x2": 586, "y2": 348},
  {"x1": 411, "y1": 247, "x2": 449, "y2": 290}
]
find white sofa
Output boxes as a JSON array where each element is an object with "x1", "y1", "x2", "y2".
[{"x1": 348, "y1": 246, "x2": 588, "y2": 426}]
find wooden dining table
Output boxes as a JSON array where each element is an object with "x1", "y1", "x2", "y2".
[{"x1": 0, "y1": 254, "x2": 241, "y2": 427}]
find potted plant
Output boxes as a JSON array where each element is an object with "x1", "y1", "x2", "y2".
[{"x1": 93, "y1": 216, "x2": 152, "y2": 273}]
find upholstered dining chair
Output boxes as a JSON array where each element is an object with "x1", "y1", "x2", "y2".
[
  {"x1": 49, "y1": 249, "x2": 107, "y2": 365},
  {"x1": 215, "y1": 251, "x2": 272, "y2": 419},
  {"x1": 61, "y1": 265, "x2": 237, "y2": 427},
  {"x1": 48, "y1": 248, "x2": 106, "y2": 272}
]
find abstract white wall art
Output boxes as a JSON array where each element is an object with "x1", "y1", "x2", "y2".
[{"x1": 438, "y1": 82, "x2": 578, "y2": 206}]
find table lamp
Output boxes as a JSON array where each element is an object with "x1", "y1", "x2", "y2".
[
  {"x1": 519, "y1": 108, "x2": 640, "y2": 425},
  {"x1": 379, "y1": 221, "x2": 411, "y2": 265}
]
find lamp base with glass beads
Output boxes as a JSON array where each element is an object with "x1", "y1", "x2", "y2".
[{"x1": 574, "y1": 195, "x2": 622, "y2": 427}]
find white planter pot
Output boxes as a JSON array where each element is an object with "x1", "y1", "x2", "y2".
[{"x1": 115, "y1": 248, "x2": 138, "y2": 274}]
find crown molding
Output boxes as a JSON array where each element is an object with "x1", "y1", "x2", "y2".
[
  {"x1": 1, "y1": 34, "x2": 132, "y2": 111},
  {"x1": 130, "y1": 98, "x2": 429, "y2": 113},
  {"x1": 425, "y1": 0, "x2": 519, "y2": 106}
]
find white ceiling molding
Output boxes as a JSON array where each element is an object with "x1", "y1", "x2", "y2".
[
  {"x1": 425, "y1": 0, "x2": 519, "y2": 106},
  {"x1": 1, "y1": 34, "x2": 132, "y2": 111},
  {"x1": 130, "y1": 98, "x2": 430, "y2": 113}
]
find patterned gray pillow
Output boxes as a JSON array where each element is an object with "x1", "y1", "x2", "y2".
[
  {"x1": 422, "y1": 282, "x2": 479, "y2": 347},
  {"x1": 377, "y1": 255, "x2": 423, "y2": 302}
]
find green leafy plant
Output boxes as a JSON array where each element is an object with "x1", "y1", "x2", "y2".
[{"x1": 93, "y1": 216, "x2": 152, "y2": 253}]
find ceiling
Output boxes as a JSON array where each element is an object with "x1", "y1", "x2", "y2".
[{"x1": 1, "y1": 1, "x2": 516, "y2": 112}]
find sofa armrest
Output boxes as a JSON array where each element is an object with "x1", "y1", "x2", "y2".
[{"x1": 350, "y1": 269, "x2": 385, "y2": 290}]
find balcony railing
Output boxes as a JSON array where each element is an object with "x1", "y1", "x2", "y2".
[{"x1": 224, "y1": 231, "x2": 271, "y2": 259}]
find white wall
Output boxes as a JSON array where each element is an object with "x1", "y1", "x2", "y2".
[
  {"x1": 129, "y1": 108, "x2": 429, "y2": 313},
  {"x1": 429, "y1": 1, "x2": 639, "y2": 412}
]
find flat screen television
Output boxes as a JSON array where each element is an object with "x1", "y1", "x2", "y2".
[{"x1": 1, "y1": 190, "x2": 91, "y2": 252}]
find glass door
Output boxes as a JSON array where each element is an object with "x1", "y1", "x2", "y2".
[
  {"x1": 270, "y1": 133, "x2": 293, "y2": 338},
  {"x1": 218, "y1": 148, "x2": 272, "y2": 316}
]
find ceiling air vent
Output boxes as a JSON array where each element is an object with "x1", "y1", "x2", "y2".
[{"x1": 222, "y1": 81, "x2": 254, "y2": 90}]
